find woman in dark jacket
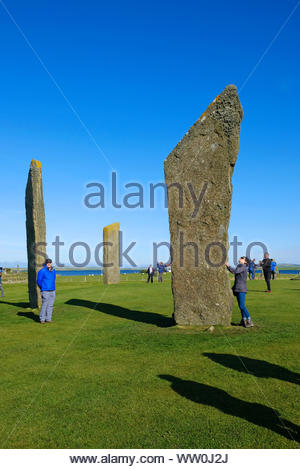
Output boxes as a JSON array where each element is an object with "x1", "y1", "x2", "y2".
[{"x1": 226, "y1": 256, "x2": 254, "y2": 328}]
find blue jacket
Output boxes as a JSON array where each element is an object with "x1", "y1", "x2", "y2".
[
  {"x1": 271, "y1": 261, "x2": 277, "y2": 272},
  {"x1": 37, "y1": 266, "x2": 56, "y2": 291},
  {"x1": 157, "y1": 263, "x2": 165, "y2": 273}
]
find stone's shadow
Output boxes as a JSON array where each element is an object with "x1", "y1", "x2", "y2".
[
  {"x1": 17, "y1": 311, "x2": 40, "y2": 322},
  {"x1": 65, "y1": 299, "x2": 174, "y2": 328},
  {"x1": 203, "y1": 353, "x2": 300, "y2": 385},
  {"x1": 0, "y1": 300, "x2": 31, "y2": 308},
  {"x1": 159, "y1": 375, "x2": 300, "y2": 443}
]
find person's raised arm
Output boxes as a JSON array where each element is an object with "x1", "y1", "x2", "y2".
[
  {"x1": 226, "y1": 264, "x2": 236, "y2": 274},
  {"x1": 226, "y1": 263, "x2": 247, "y2": 274}
]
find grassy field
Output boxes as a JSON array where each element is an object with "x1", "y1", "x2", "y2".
[{"x1": 0, "y1": 274, "x2": 299, "y2": 449}]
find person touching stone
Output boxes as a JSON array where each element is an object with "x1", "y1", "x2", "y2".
[
  {"x1": 37, "y1": 258, "x2": 56, "y2": 324},
  {"x1": 226, "y1": 257, "x2": 254, "y2": 328}
]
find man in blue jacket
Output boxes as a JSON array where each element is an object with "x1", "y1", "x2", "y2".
[{"x1": 37, "y1": 258, "x2": 56, "y2": 324}]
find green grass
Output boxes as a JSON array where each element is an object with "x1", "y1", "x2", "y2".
[{"x1": 0, "y1": 274, "x2": 299, "y2": 449}]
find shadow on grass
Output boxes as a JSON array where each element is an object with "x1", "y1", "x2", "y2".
[
  {"x1": 65, "y1": 299, "x2": 174, "y2": 328},
  {"x1": 230, "y1": 322, "x2": 245, "y2": 327},
  {"x1": 159, "y1": 375, "x2": 300, "y2": 443},
  {"x1": 17, "y1": 311, "x2": 40, "y2": 322},
  {"x1": 0, "y1": 300, "x2": 30, "y2": 308},
  {"x1": 203, "y1": 353, "x2": 300, "y2": 385}
]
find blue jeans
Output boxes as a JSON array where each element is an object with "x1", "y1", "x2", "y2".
[
  {"x1": 40, "y1": 291, "x2": 55, "y2": 322},
  {"x1": 248, "y1": 271, "x2": 255, "y2": 280},
  {"x1": 236, "y1": 292, "x2": 250, "y2": 320}
]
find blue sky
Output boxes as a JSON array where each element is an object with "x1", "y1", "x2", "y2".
[{"x1": 0, "y1": 0, "x2": 299, "y2": 267}]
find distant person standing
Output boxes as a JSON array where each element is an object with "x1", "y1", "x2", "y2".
[
  {"x1": 226, "y1": 257, "x2": 254, "y2": 328},
  {"x1": 248, "y1": 259, "x2": 256, "y2": 280},
  {"x1": 37, "y1": 258, "x2": 56, "y2": 324},
  {"x1": 0, "y1": 268, "x2": 4, "y2": 298},
  {"x1": 271, "y1": 259, "x2": 277, "y2": 280},
  {"x1": 147, "y1": 264, "x2": 154, "y2": 283},
  {"x1": 157, "y1": 262, "x2": 165, "y2": 283},
  {"x1": 260, "y1": 252, "x2": 272, "y2": 293},
  {"x1": 252, "y1": 259, "x2": 257, "y2": 279}
]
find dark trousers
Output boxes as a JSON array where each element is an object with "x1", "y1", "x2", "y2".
[
  {"x1": 147, "y1": 274, "x2": 153, "y2": 283},
  {"x1": 271, "y1": 271, "x2": 275, "y2": 280},
  {"x1": 263, "y1": 269, "x2": 271, "y2": 291}
]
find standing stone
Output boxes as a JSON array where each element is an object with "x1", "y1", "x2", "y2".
[
  {"x1": 25, "y1": 159, "x2": 47, "y2": 308},
  {"x1": 164, "y1": 85, "x2": 243, "y2": 325},
  {"x1": 103, "y1": 223, "x2": 120, "y2": 284}
]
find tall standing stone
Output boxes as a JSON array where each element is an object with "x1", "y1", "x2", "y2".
[
  {"x1": 103, "y1": 223, "x2": 120, "y2": 284},
  {"x1": 164, "y1": 85, "x2": 243, "y2": 325},
  {"x1": 25, "y1": 159, "x2": 47, "y2": 308}
]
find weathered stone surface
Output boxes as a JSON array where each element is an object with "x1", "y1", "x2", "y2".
[
  {"x1": 25, "y1": 159, "x2": 46, "y2": 308},
  {"x1": 164, "y1": 85, "x2": 243, "y2": 325},
  {"x1": 103, "y1": 223, "x2": 120, "y2": 284}
]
